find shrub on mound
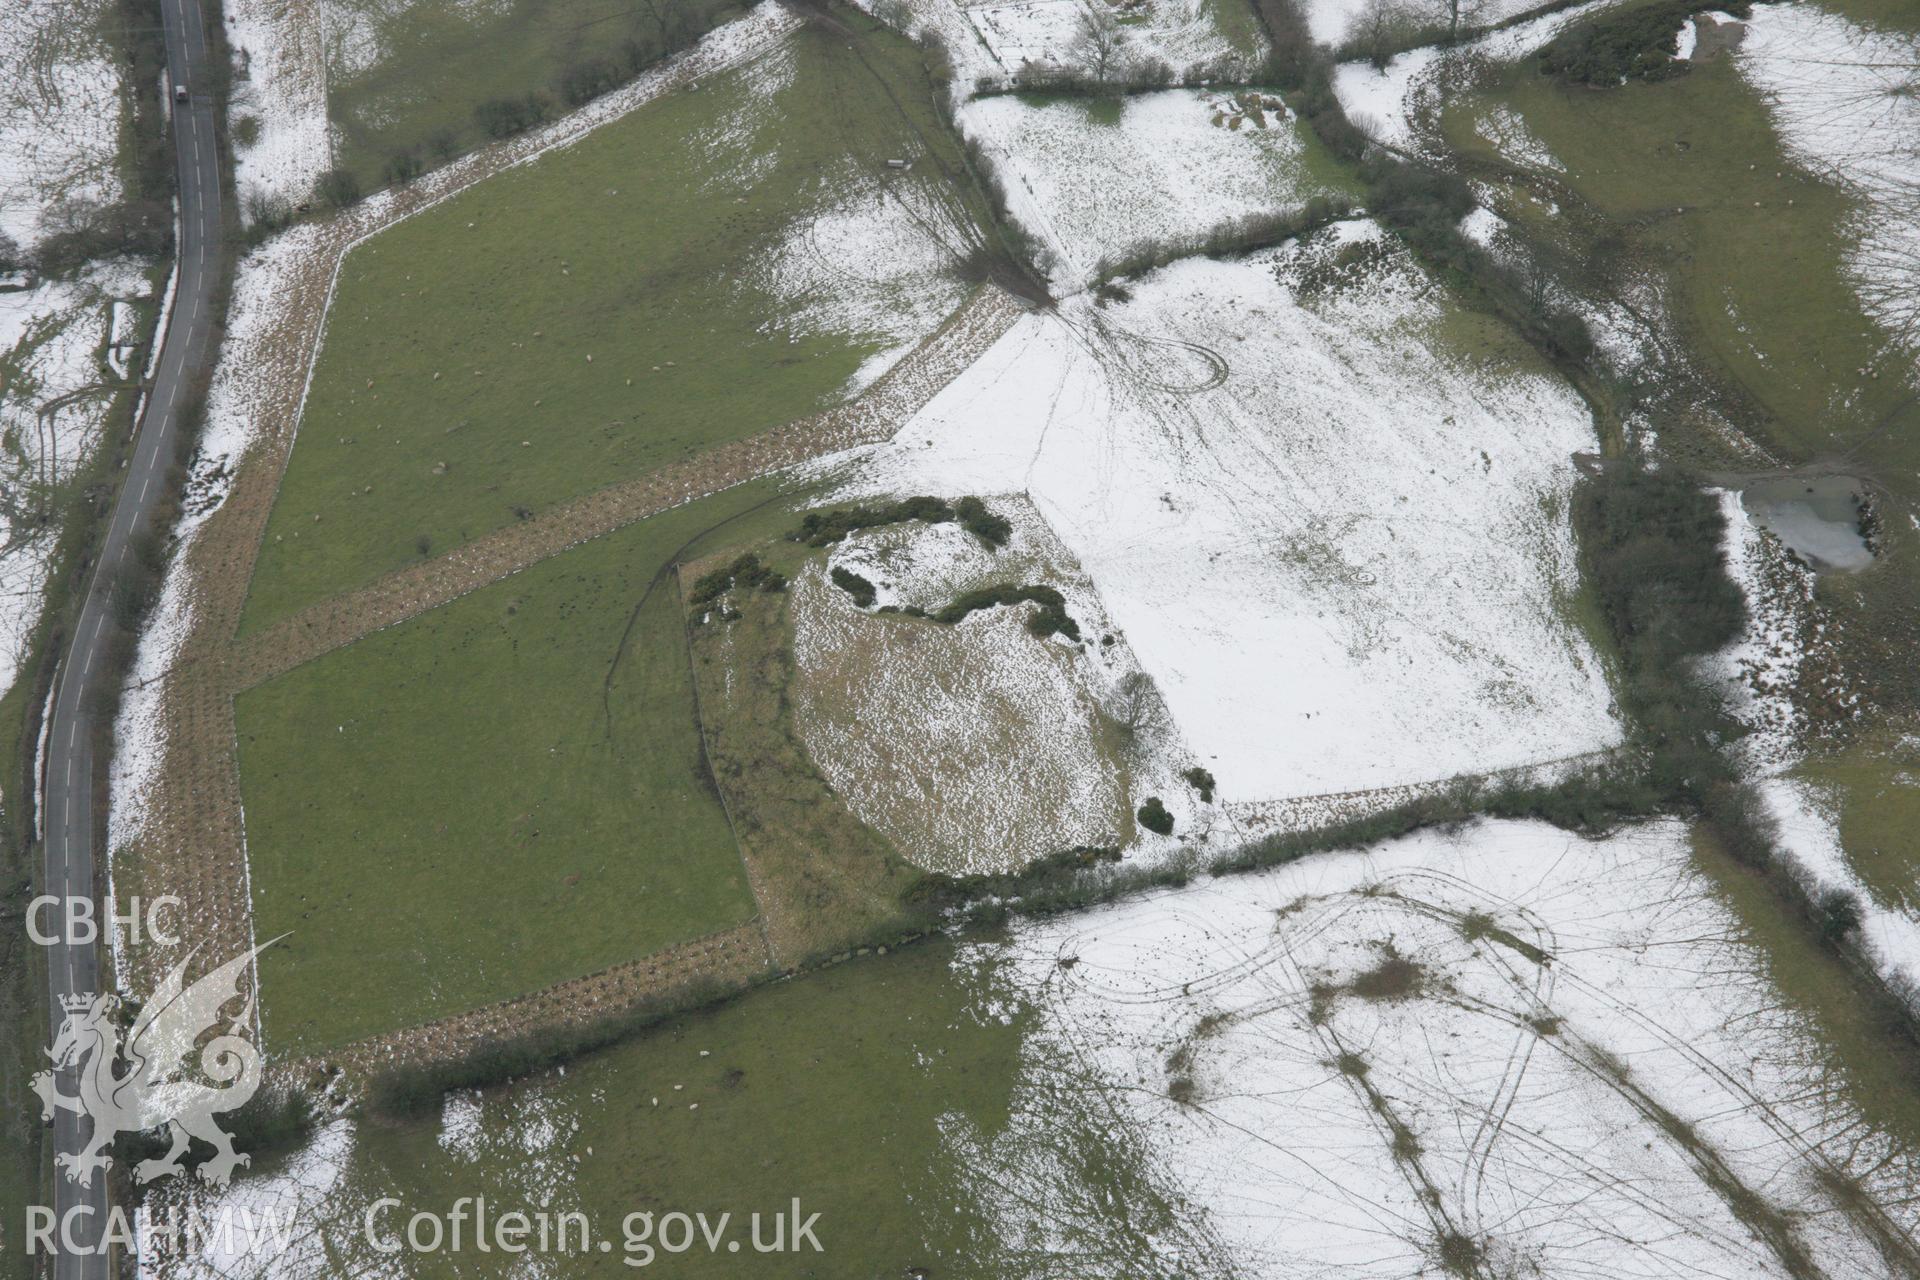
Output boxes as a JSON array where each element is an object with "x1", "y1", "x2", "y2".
[
  {"x1": 1138, "y1": 796, "x2": 1174, "y2": 835},
  {"x1": 954, "y1": 496, "x2": 1012, "y2": 548},
  {"x1": 474, "y1": 91, "x2": 553, "y2": 139},
  {"x1": 933, "y1": 583, "x2": 1080, "y2": 640},
  {"x1": 830, "y1": 566, "x2": 878, "y2": 607},
  {"x1": 1817, "y1": 887, "x2": 1865, "y2": 943}
]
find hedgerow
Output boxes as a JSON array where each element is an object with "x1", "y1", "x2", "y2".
[
  {"x1": 792, "y1": 495, "x2": 1012, "y2": 549},
  {"x1": 1540, "y1": 0, "x2": 1753, "y2": 86}
]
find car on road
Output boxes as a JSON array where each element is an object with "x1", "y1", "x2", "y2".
[{"x1": 173, "y1": 81, "x2": 188, "y2": 103}]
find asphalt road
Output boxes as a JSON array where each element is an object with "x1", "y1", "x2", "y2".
[{"x1": 41, "y1": 0, "x2": 222, "y2": 1272}]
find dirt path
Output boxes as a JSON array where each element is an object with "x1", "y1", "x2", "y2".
[{"x1": 286, "y1": 920, "x2": 774, "y2": 1081}]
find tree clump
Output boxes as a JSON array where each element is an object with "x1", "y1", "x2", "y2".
[
  {"x1": 1540, "y1": 0, "x2": 1752, "y2": 86},
  {"x1": 688, "y1": 553, "x2": 786, "y2": 607}
]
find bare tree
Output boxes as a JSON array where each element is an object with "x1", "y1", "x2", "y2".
[
  {"x1": 1355, "y1": 0, "x2": 1410, "y2": 70},
  {"x1": 1109, "y1": 671, "x2": 1170, "y2": 758},
  {"x1": 1760, "y1": 32, "x2": 1920, "y2": 354},
  {"x1": 1434, "y1": 0, "x2": 1488, "y2": 45},
  {"x1": 1069, "y1": 6, "x2": 1130, "y2": 83}
]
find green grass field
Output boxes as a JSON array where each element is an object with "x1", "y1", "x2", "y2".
[
  {"x1": 242, "y1": 14, "x2": 989, "y2": 630},
  {"x1": 244, "y1": 942, "x2": 1026, "y2": 1274},
  {"x1": 321, "y1": 0, "x2": 745, "y2": 186},
  {"x1": 684, "y1": 533, "x2": 933, "y2": 965},
  {"x1": 1462, "y1": 57, "x2": 1918, "y2": 478},
  {"x1": 1823, "y1": 0, "x2": 1920, "y2": 33},
  {"x1": 1795, "y1": 736, "x2": 1920, "y2": 921},
  {"x1": 238, "y1": 482, "x2": 814, "y2": 1056}
]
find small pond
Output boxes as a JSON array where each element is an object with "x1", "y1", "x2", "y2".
[{"x1": 1742, "y1": 475, "x2": 1874, "y2": 571}]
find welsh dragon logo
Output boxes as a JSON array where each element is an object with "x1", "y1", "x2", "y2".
[{"x1": 33, "y1": 938, "x2": 282, "y2": 1188}]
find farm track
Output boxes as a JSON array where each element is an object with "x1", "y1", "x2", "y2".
[{"x1": 284, "y1": 919, "x2": 775, "y2": 1082}]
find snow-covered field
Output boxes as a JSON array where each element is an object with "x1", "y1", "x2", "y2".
[
  {"x1": 0, "y1": 0, "x2": 160, "y2": 813},
  {"x1": 867, "y1": 0, "x2": 1297, "y2": 293},
  {"x1": 921, "y1": 0, "x2": 1264, "y2": 84},
  {"x1": 819, "y1": 225, "x2": 1618, "y2": 819},
  {"x1": 963, "y1": 0, "x2": 1092, "y2": 70},
  {"x1": 1734, "y1": 3, "x2": 1920, "y2": 355},
  {"x1": 139, "y1": 819, "x2": 1920, "y2": 1280},
  {"x1": 1301, "y1": 0, "x2": 1579, "y2": 46},
  {"x1": 948, "y1": 817, "x2": 1920, "y2": 1277},
  {"x1": 0, "y1": 262, "x2": 151, "y2": 718},
  {"x1": 224, "y1": 0, "x2": 333, "y2": 215},
  {"x1": 697, "y1": 38, "x2": 980, "y2": 395},
  {"x1": 960, "y1": 87, "x2": 1334, "y2": 288},
  {"x1": 1470, "y1": 103, "x2": 1560, "y2": 172},
  {"x1": 0, "y1": 0, "x2": 124, "y2": 253},
  {"x1": 758, "y1": 168, "x2": 976, "y2": 393}
]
